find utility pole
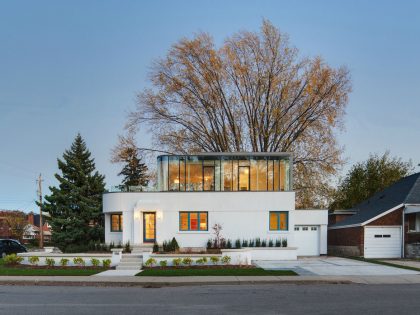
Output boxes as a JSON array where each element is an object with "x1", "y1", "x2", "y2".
[{"x1": 37, "y1": 174, "x2": 44, "y2": 249}]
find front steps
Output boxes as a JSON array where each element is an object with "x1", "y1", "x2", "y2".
[
  {"x1": 115, "y1": 244, "x2": 153, "y2": 270},
  {"x1": 116, "y1": 254, "x2": 143, "y2": 270}
]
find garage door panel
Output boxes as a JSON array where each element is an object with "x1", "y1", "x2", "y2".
[
  {"x1": 294, "y1": 225, "x2": 320, "y2": 256},
  {"x1": 364, "y1": 227, "x2": 401, "y2": 259}
]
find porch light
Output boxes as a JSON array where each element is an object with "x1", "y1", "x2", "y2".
[{"x1": 156, "y1": 211, "x2": 163, "y2": 220}]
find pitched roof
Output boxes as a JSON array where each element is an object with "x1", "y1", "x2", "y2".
[{"x1": 330, "y1": 173, "x2": 420, "y2": 228}]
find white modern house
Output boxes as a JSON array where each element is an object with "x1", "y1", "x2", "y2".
[{"x1": 103, "y1": 153, "x2": 327, "y2": 257}]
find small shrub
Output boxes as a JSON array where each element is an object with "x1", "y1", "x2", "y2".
[
  {"x1": 109, "y1": 242, "x2": 115, "y2": 250},
  {"x1": 172, "y1": 258, "x2": 182, "y2": 266},
  {"x1": 152, "y1": 243, "x2": 159, "y2": 253},
  {"x1": 144, "y1": 258, "x2": 157, "y2": 267},
  {"x1": 45, "y1": 258, "x2": 55, "y2": 267},
  {"x1": 282, "y1": 238, "x2": 288, "y2": 247},
  {"x1": 202, "y1": 257, "x2": 208, "y2": 264},
  {"x1": 226, "y1": 239, "x2": 232, "y2": 249},
  {"x1": 249, "y1": 239, "x2": 254, "y2": 247},
  {"x1": 195, "y1": 258, "x2": 205, "y2": 265},
  {"x1": 206, "y1": 239, "x2": 212, "y2": 250},
  {"x1": 275, "y1": 239, "x2": 281, "y2": 247},
  {"x1": 28, "y1": 256, "x2": 40, "y2": 266},
  {"x1": 221, "y1": 255, "x2": 231, "y2": 265},
  {"x1": 60, "y1": 258, "x2": 69, "y2": 267},
  {"x1": 102, "y1": 259, "x2": 111, "y2": 268},
  {"x1": 117, "y1": 241, "x2": 123, "y2": 248},
  {"x1": 73, "y1": 257, "x2": 85, "y2": 267},
  {"x1": 235, "y1": 239, "x2": 241, "y2": 249},
  {"x1": 261, "y1": 239, "x2": 267, "y2": 247},
  {"x1": 255, "y1": 238, "x2": 261, "y2": 247},
  {"x1": 170, "y1": 237, "x2": 180, "y2": 252},
  {"x1": 268, "y1": 239, "x2": 274, "y2": 247},
  {"x1": 90, "y1": 258, "x2": 100, "y2": 267},
  {"x1": 124, "y1": 241, "x2": 131, "y2": 253},
  {"x1": 4, "y1": 254, "x2": 23, "y2": 265},
  {"x1": 159, "y1": 260, "x2": 167, "y2": 267},
  {"x1": 210, "y1": 256, "x2": 220, "y2": 265},
  {"x1": 182, "y1": 257, "x2": 193, "y2": 266}
]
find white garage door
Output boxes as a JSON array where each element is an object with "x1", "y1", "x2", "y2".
[
  {"x1": 294, "y1": 225, "x2": 320, "y2": 256},
  {"x1": 364, "y1": 227, "x2": 402, "y2": 258}
]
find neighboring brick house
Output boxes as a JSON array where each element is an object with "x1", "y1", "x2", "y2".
[
  {"x1": 23, "y1": 212, "x2": 52, "y2": 243},
  {"x1": 0, "y1": 210, "x2": 27, "y2": 240},
  {"x1": 328, "y1": 173, "x2": 420, "y2": 258}
]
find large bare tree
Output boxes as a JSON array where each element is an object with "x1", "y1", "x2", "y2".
[{"x1": 126, "y1": 20, "x2": 351, "y2": 208}]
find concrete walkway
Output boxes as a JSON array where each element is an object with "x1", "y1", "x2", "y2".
[
  {"x1": 94, "y1": 269, "x2": 140, "y2": 277},
  {"x1": 381, "y1": 259, "x2": 420, "y2": 269},
  {"x1": 1, "y1": 274, "x2": 420, "y2": 286},
  {"x1": 255, "y1": 256, "x2": 420, "y2": 276}
]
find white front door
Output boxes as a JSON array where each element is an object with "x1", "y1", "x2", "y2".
[
  {"x1": 364, "y1": 226, "x2": 402, "y2": 258},
  {"x1": 294, "y1": 225, "x2": 320, "y2": 256}
]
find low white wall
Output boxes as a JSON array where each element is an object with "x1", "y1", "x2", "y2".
[
  {"x1": 18, "y1": 252, "x2": 115, "y2": 267},
  {"x1": 143, "y1": 247, "x2": 297, "y2": 266},
  {"x1": 249, "y1": 247, "x2": 297, "y2": 260}
]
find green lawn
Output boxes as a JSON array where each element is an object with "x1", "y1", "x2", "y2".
[
  {"x1": 137, "y1": 267, "x2": 297, "y2": 277},
  {"x1": 0, "y1": 259, "x2": 105, "y2": 276}
]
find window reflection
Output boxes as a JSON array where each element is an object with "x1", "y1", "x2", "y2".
[{"x1": 157, "y1": 155, "x2": 291, "y2": 192}]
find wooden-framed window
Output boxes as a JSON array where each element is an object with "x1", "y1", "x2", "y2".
[
  {"x1": 111, "y1": 214, "x2": 123, "y2": 232},
  {"x1": 179, "y1": 211, "x2": 208, "y2": 231},
  {"x1": 269, "y1": 211, "x2": 288, "y2": 231}
]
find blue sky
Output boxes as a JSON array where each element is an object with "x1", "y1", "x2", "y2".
[{"x1": 1, "y1": 0, "x2": 419, "y2": 212}]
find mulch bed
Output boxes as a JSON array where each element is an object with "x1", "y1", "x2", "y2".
[
  {"x1": 143, "y1": 265, "x2": 255, "y2": 270},
  {"x1": 5, "y1": 264, "x2": 109, "y2": 270}
]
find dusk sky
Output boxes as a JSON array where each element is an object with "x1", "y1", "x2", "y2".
[{"x1": 1, "y1": 0, "x2": 419, "y2": 212}]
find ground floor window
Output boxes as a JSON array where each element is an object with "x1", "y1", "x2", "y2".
[
  {"x1": 111, "y1": 213, "x2": 123, "y2": 232},
  {"x1": 179, "y1": 211, "x2": 208, "y2": 231},
  {"x1": 269, "y1": 211, "x2": 288, "y2": 231}
]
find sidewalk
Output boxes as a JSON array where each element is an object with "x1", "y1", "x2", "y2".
[{"x1": 1, "y1": 274, "x2": 420, "y2": 287}]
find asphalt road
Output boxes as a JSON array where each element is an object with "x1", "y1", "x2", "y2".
[{"x1": 1, "y1": 283, "x2": 420, "y2": 315}]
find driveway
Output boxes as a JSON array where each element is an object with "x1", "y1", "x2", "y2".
[{"x1": 254, "y1": 256, "x2": 420, "y2": 276}]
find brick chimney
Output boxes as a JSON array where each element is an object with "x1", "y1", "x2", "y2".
[{"x1": 27, "y1": 212, "x2": 34, "y2": 225}]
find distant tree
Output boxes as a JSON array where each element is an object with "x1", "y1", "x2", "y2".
[
  {"x1": 126, "y1": 20, "x2": 351, "y2": 208},
  {"x1": 111, "y1": 134, "x2": 149, "y2": 189},
  {"x1": 330, "y1": 152, "x2": 413, "y2": 210},
  {"x1": 4, "y1": 211, "x2": 27, "y2": 242},
  {"x1": 42, "y1": 134, "x2": 106, "y2": 251}
]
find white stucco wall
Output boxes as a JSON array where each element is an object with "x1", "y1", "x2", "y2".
[
  {"x1": 103, "y1": 192, "x2": 327, "y2": 256},
  {"x1": 104, "y1": 191, "x2": 296, "y2": 248}
]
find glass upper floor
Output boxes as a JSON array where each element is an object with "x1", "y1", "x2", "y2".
[{"x1": 157, "y1": 153, "x2": 292, "y2": 192}]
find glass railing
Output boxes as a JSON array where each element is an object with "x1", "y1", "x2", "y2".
[{"x1": 107, "y1": 185, "x2": 157, "y2": 192}]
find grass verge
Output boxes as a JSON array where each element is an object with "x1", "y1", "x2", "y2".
[
  {"x1": 0, "y1": 260, "x2": 105, "y2": 276},
  {"x1": 346, "y1": 256, "x2": 420, "y2": 272},
  {"x1": 137, "y1": 267, "x2": 297, "y2": 277}
]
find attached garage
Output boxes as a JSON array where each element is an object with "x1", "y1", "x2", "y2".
[
  {"x1": 364, "y1": 226, "x2": 402, "y2": 258},
  {"x1": 294, "y1": 225, "x2": 320, "y2": 256}
]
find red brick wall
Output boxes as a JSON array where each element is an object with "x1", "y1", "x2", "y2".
[
  {"x1": 328, "y1": 214, "x2": 354, "y2": 225},
  {"x1": 328, "y1": 227, "x2": 364, "y2": 256},
  {"x1": 366, "y1": 208, "x2": 403, "y2": 226}
]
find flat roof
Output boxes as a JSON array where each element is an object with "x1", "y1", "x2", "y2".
[{"x1": 157, "y1": 152, "x2": 292, "y2": 158}]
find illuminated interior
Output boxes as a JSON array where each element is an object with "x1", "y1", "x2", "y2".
[{"x1": 157, "y1": 153, "x2": 291, "y2": 192}]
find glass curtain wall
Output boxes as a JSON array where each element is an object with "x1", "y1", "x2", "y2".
[{"x1": 158, "y1": 155, "x2": 291, "y2": 192}]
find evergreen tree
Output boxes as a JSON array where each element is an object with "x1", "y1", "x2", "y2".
[
  {"x1": 42, "y1": 134, "x2": 106, "y2": 251},
  {"x1": 118, "y1": 147, "x2": 149, "y2": 189}
]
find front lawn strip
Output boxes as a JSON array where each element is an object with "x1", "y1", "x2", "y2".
[
  {"x1": 0, "y1": 260, "x2": 106, "y2": 276},
  {"x1": 346, "y1": 256, "x2": 420, "y2": 272},
  {"x1": 137, "y1": 267, "x2": 297, "y2": 277}
]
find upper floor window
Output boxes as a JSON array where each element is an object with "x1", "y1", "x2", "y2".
[
  {"x1": 111, "y1": 214, "x2": 123, "y2": 232},
  {"x1": 179, "y1": 211, "x2": 208, "y2": 231},
  {"x1": 157, "y1": 154, "x2": 291, "y2": 192},
  {"x1": 269, "y1": 211, "x2": 288, "y2": 231}
]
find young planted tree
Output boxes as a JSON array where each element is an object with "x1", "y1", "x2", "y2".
[
  {"x1": 111, "y1": 134, "x2": 149, "y2": 190},
  {"x1": 330, "y1": 152, "x2": 413, "y2": 210},
  {"x1": 126, "y1": 20, "x2": 351, "y2": 208},
  {"x1": 42, "y1": 134, "x2": 106, "y2": 251},
  {"x1": 5, "y1": 211, "x2": 27, "y2": 242}
]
